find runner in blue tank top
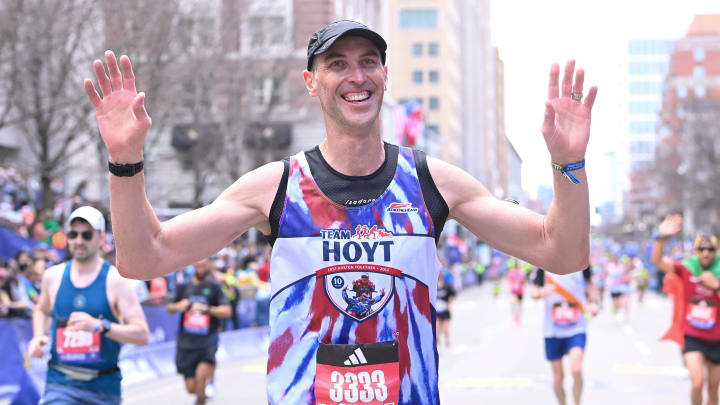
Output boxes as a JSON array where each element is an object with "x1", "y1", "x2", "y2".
[
  {"x1": 27, "y1": 206, "x2": 149, "y2": 405},
  {"x1": 85, "y1": 18, "x2": 598, "y2": 404}
]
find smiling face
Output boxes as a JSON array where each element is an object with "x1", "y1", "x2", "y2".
[{"x1": 304, "y1": 36, "x2": 388, "y2": 135}]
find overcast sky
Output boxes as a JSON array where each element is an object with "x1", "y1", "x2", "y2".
[{"x1": 490, "y1": 0, "x2": 720, "y2": 211}]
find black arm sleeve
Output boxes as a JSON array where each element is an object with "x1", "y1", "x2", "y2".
[
  {"x1": 532, "y1": 269, "x2": 545, "y2": 287},
  {"x1": 265, "y1": 158, "x2": 290, "y2": 247},
  {"x1": 173, "y1": 283, "x2": 185, "y2": 303},
  {"x1": 413, "y1": 149, "x2": 449, "y2": 244},
  {"x1": 582, "y1": 267, "x2": 592, "y2": 283}
]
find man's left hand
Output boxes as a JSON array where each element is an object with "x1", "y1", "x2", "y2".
[
  {"x1": 541, "y1": 60, "x2": 598, "y2": 164},
  {"x1": 67, "y1": 312, "x2": 102, "y2": 332}
]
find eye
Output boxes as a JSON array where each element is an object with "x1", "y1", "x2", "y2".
[
  {"x1": 363, "y1": 58, "x2": 378, "y2": 66},
  {"x1": 329, "y1": 60, "x2": 345, "y2": 69}
]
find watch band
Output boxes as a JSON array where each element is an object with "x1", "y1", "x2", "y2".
[
  {"x1": 108, "y1": 161, "x2": 144, "y2": 177},
  {"x1": 101, "y1": 319, "x2": 112, "y2": 335}
]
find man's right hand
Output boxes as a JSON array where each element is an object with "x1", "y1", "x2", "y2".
[
  {"x1": 28, "y1": 335, "x2": 49, "y2": 358},
  {"x1": 658, "y1": 214, "x2": 682, "y2": 238},
  {"x1": 84, "y1": 50, "x2": 152, "y2": 163}
]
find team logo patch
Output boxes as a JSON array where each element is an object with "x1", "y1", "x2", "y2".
[
  {"x1": 73, "y1": 294, "x2": 86, "y2": 309},
  {"x1": 320, "y1": 269, "x2": 396, "y2": 322},
  {"x1": 387, "y1": 202, "x2": 418, "y2": 214}
]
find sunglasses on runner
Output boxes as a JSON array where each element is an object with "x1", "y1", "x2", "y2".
[
  {"x1": 67, "y1": 230, "x2": 94, "y2": 241},
  {"x1": 697, "y1": 246, "x2": 716, "y2": 253}
]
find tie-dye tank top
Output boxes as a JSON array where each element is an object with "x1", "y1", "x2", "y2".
[{"x1": 267, "y1": 146, "x2": 442, "y2": 404}]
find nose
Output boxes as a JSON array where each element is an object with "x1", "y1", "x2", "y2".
[{"x1": 347, "y1": 62, "x2": 367, "y2": 84}]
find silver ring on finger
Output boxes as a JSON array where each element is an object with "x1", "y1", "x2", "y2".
[{"x1": 570, "y1": 92, "x2": 582, "y2": 100}]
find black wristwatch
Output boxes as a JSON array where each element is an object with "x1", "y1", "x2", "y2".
[
  {"x1": 108, "y1": 161, "x2": 144, "y2": 177},
  {"x1": 100, "y1": 319, "x2": 112, "y2": 335}
]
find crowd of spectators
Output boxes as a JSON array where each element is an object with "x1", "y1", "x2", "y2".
[{"x1": 1, "y1": 164, "x2": 273, "y2": 330}]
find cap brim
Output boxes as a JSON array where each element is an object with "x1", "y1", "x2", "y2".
[{"x1": 308, "y1": 28, "x2": 387, "y2": 70}]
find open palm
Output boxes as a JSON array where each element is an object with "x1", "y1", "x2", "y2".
[
  {"x1": 84, "y1": 51, "x2": 151, "y2": 161},
  {"x1": 658, "y1": 214, "x2": 682, "y2": 237},
  {"x1": 541, "y1": 60, "x2": 598, "y2": 164}
]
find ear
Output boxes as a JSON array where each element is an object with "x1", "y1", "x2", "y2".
[
  {"x1": 303, "y1": 70, "x2": 318, "y2": 97},
  {"x1": 383, "y1": 65, "x2": 388, "y2": 91}
]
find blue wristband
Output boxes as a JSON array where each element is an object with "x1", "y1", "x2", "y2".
[{"x1": 552, "y1": 159, "x2": 585, "y2": 184}]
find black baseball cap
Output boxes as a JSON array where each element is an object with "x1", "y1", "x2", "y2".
[{"x1": 306, "y1": 20, "x2": 387, "y2": 71}]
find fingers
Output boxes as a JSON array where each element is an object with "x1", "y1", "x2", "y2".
[
  {"x1": 584, "y1": 86, "x2": 598, "y2": 110},
  {"x1": 542, "y1": 100, "x2": 555, "y2": 133},
  {"x1": 105, "y1": 51, "x2": 123, "y2": 93},
  {"x1": 84, "y1": 79, "x2": 102, "y2": 108},
  {"x1": 561, "y1": 60, "x2": 575, "y2": 98},
  {"x1": 547, "y1": 63, "x2": 560, "y2": 99},
  {"x1": 93, "y1": 59, "x2": 112, "y2": 98},
  {"x1": 120, "y1": 55, "x2": 136, "y2": 93},
  {"x1": 572, "y1": 69, "x2": 584, "y2": 101},
  {"x1": 132, "y1": 93, "x2": 151, "y2": 123}
]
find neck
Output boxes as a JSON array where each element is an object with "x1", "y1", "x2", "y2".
[
  {"x1": 72, "y1": 256, "x2": 102, "y2": 277},
  {"x1": 319, "y1": 131, "x2": 385, "y2": 176}
]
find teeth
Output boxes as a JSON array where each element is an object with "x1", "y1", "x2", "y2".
[{"x1": 343, "y1": 92, "x2": 370, "y2": 102}]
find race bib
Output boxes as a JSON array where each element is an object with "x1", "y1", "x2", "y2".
[
  {"x1": 55, "y1": 327, "x2": 101, "y2": 364},
  {"x1": 687, "y1": 299, "x2": 717, "y2": 330},
  {"x1": 315, "y1": 341, "x2": 400, "y2": 405},
  {"x1": 551, "y1": 302, "x2": 580, "y2": 326},
  {"x1": 183, "y1": 311, "x2": 210, "y2": 335}
]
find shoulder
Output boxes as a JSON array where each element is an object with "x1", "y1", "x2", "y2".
[
  {"x1": 42, "y1": 263, "x2": 65, "y2": 287},
  {"x1": 216, "y1": 161, "x2": 286, "y2": 213},
  {"x1": 425, "y1": 157, "x2": 489, "y2": 212}
]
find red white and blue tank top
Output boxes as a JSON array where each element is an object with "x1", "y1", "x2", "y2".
[{"x1": 267, "y1": 146, "x2": 443, "y2": 405}]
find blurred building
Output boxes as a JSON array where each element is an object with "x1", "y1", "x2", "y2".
[
  {"x1": 386, "y1": 0, "x2": 463, "y2": 165},
  {"x1": 625, "y1": 40, "x2": 674, "y2": 224},
  {"x1": 386, "y1": 0, "x2": 517, "y2": 197},
  {"x1": 92, "y1": 0, "x2": 391, "y2": 209},
  {"x1": 657, "y1": 14, "x2": 720, "y2": 233}
]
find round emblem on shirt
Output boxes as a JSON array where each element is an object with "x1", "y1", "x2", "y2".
[
  {"x1": 331, "y1": 276, "x2": 344, "y2": 289},
  {"x1": 73, "y1": 294, "x2": 86, "y2": 309},
  {"x1": 202, "y1": 288, "x2": 211, "y2": 296}
]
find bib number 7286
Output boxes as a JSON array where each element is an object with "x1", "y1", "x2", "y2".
[{"x1": 327, "y1": 370, "x2": 388, "y2": 403}]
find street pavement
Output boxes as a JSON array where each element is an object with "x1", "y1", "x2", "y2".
[{"x1": 125, "y1": 283, "x2": 688, "y2": 404}]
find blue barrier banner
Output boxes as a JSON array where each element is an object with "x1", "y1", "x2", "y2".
[
  {"x1": 0, "y1": 310, "x2": 270, "y2": 398},
  {"x1": 0, "y1": 319, "x2": 41, "y2": 405},
  {"x1": 0, "y1": 226, "x2": 67, "y2": 261},
  {"x1": 142, "y1": 305, "x2": 180, "y2": 344}
]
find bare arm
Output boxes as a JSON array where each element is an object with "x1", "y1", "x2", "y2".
[
  {"x1": 650, "y1": 214, "x2": 683, "y2": 274},
  {"x1": 67, "y1": 270, "x2": 150, "y2": 346},
  {"x1": 433, "y1": 61, "x2": 596, "y2": 275},
  {"x1": 28, "y1": 268, "x2": 56, "y2": 357},
  {"x1": 208, "y1": 304, "x2": 232, "y2": 319},
  {"x1": 84, "y1": 51, "x2": 281, "y2": 279}
]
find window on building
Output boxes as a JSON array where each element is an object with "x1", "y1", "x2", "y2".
[
  {"x1": 251, "y1": 77, "x2": 287, "y2": 106},
  {"x1": 629, "y1": 81, "x2": 663, "y2": 94},
  {"x1": 429, "y1": 96, "x2": 439, "y2": 111},
  {"x1": 412, "y1": 43, "x2": 423, "y2": 57},
  {"x1": 629, "y1": 121, "x2": 657, "y2": 134},
  {"x1": 428, "y1": 42, "x2": 439, "y2": 57},
  {"x1": 629, "y1": 101, "x2": 660, "y2": 114},
  {"x1": 399, "y1": 9, "x2": 438, "y2": 29},
  {"x1": 677, "y1": 84, "x2": 687, "y2": 98},
  {"x1": 429, "y1": 70, "x2": 439, "y2": 83},
  {"x1": 628, "y1": 62, "x2": 667, "y2": 75},
  {"x1": 426, "y1": 124, "x2": 439, "y2": 137},
  {"x1": 693, "y1": 46, "x2": 706, "y2": 62},
  {"x1": 693, "y1": 66, "x2": 706, "y2": 79},
  {"x1": 695, "y1": 85, "x2": 707, "y2": 98},
  {"x1": 412, "y1": 70, "x2": 423, "y2": 84},
  {"x1": 248, "y1": 16, "x2": 286, "y2": 49}
]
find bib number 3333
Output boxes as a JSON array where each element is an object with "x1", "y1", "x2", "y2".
[{"x1": 315, "y1": 341, "x2": 399, "y2": 405}]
